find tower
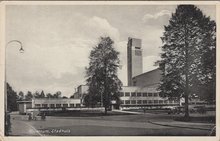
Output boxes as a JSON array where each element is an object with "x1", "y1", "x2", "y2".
[{"x1": 127, "y1": 37, "x2": 143, "y2": 86}]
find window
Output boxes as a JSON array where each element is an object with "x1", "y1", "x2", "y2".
[
  {"x1": 121, "y1": 100, "x2": 125, "y2": 104},
  {"x1": 70, "y1": 104, "x2": 74, "y2": 107},
  {"x1": 131, "y1": 92, "x2": 136, "y2": 97},
  {"x1": 135, "y1": 46, "x2": 141, "y2": 49},
  {"x1": 148, "y1": 100, "x2": 153, "y2": 104},
  {"x1": 125, "y1": 100, "x2": 130, "y2": 104},
  {"x1": 63, "y1": 104, "x2": 68, "y2": 107},
  {"x1": 174, "y1": 100, "x2": 179, "y2": 104},
  {"x1": 131, "y1": 100, "x2": 136, "y2": 104},
  {"x1": 164, "y1": 100, "x2": 168, "y2": 104},
  {"x1": 56, "y1": 104, "x2": 61, "y2": 107},
  {"x1": 137, "y1": 100, "x2": 142, "y2": 104},
  {"x1": 133, "y1": 81, "x2": 136, "y2": 86},
  {"x1": 154, "y1": 100, "x2": 158, "y2": 104},
  {"x1": 120, "y1": 92, "x2": 124, "y2": 97},
  {"x1": 148, "y1": 93, "x2": 153, "y2": 97},
  {"x1": 143, "y1": 100, "x2": 148, "y2": 104},
  {"x1": 143, "y1": 93, "x2": 148, "y2": 97},
  {"x1": 125, "y1": 92, "x2": 130, "y2": 97},
  {"x1": 50, "y1": 104, "x2": 55, "y2": 108},
  {"x1": 76, "y1": 104, "x2": 81, "y2": 107},
  {"x1": 135, "y1": 50, "x2": 142, "y2": 56},
  {"x1": 159, "y1": 100, "x2": 163, "y2": 104},
  {"x1": 35, "y1": 104, "x2": 40, "y2": 108},
  {"x1": 169, "y1": 100, "x2": 174, "y2": 104},
  {"x1": 153, "y1": 93, "x2": 158, "y2": 97},
  {"x1": 42, "y1": 104, "x2": 48, "y2": 108},
  {"x1": 137, "y1": 93, "x2": 142, "y2": 97}
]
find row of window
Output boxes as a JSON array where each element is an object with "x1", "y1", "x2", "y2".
[
  {"x1": 121, "y1": 100, "x2": 179, "y2": 105},
  {"x1": 35, "y1": 103, "x2": 81, "y2": 108},
  {"x1": 120, "y1": 92, "x2": 159, "y2": 97}
]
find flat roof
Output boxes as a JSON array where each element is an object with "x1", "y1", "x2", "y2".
[{"x1": 17, "y1": 101, "x2": 32, "y2": 103}]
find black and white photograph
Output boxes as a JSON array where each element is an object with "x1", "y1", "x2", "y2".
[{"x1": 1, "y1": 1, "x2": 218, "y2": 138}]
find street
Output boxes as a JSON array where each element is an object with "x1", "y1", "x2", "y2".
[{"x1": 9, "y1": 111, "x2": 215, "y2": 136}]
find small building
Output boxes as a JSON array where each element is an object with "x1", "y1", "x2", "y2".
[
  {"x1": 17, "y1": 98, "x2": 82, "y2": 114},
  {"x1": 17, "y1": 101, "x2": 32, "y2": 114},
  {"x1": 32, "y1": 98, "x2": 81, "y2": 108}
]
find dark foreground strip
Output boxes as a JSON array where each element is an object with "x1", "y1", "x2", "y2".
[{"x1": 148, "y1": 120, "x2": 212, "y2": 131}]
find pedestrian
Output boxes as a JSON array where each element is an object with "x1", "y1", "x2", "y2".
[
  {"x1": 28, "y1": 113, "x2": 32, "y2": 121},
  {"x1": 143, "y1": 108, "x2": 146, "y2": 114},
  {"x1": 41, "y1": 112, "x2": 46, "y2": 120}
]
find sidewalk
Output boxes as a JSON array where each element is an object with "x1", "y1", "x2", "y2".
[
  {"x1": 112, "y1": 109, "x2": 145, "y2": 115},
  {"x1": 10, "y1": 115, "x2": 42, "y2": 136},
  {"x1": 148, "y1": 120, "x2": 215, "y2": 131}
]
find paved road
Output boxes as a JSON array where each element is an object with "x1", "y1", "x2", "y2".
[{"x1": 9, "y1": 112, "x2": 215, "y2": 136}]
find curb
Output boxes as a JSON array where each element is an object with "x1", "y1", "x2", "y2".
[{"x1": 148, "y1": 120, "x2": 212, "y2": 131}]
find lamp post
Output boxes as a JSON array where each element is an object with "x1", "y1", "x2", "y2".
[{"x1": 5, "y1": 40, "x2": 24, "y2": 136}]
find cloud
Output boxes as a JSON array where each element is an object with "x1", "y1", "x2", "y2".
[
  {"x1": 143, "y1": 55, "x2": 161, "y2": 73},
  {"x1": 142, "y1": 10, "x2": 171, "y2": 27},
  {"x1": 84, "y1": 16, "x2": 120, "y2": 41},
  {"x1": 6, "y1": 9, "x2": 120, "y2": 97},
  {"x1": 115, "y1": 41, "x2": 128, "y2": 86}
]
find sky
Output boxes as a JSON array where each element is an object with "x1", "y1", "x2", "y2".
[{"x1": 5, "y1": 4, "x2": 216, "y2": 97}]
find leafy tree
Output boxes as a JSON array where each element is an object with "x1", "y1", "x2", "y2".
[
  {"x1": 86, "y1": 36, "x2": 122, "y2": 114},
  {"x1": 53, "y1": 91, "x2": 62, "y2": 98},
  {"x1": 40, "y1": 90, "x2": 45, "y2": 98},
  {"x1": 33, "y1": 91, "x2": 41, "y2": 98},
  {"x1": 7, "y1": 83, "x2": 18, "y2": 111},
  {"x1": 46, "y1": 93, "x2": 53, "y2": 98},
  {"x1": 18, "y1": 91, "x2": 24, "y2": 101},
  {"x1": 25, "y1": 91, "x2": 33, "y2": 100},
  {"x1": 195, "y1": 16, "x2": 216, "y2": 102},
  {"x1": 158, "y1": 5, "x2": 216, "y2": 119},
  {"x1": 62, "y1": 96, "x2": 68, "y2": 99},
  {"x1": 70, "y1": 95, "x2": 75, "y2": 98}
]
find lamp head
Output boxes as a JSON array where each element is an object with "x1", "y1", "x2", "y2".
[{"x1": 19, "y1": 47, "x2": 24, "y2": 53}]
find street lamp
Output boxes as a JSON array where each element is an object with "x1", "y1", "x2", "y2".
[
  {"x1": 6, "y1": 40, "x2": 24, "y2": 53},
  {"x1": 5, "y1": 40, "x2": 24, "y2": 136}
]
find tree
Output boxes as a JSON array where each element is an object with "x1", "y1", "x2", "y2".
[
  {"x1": 40, "y1": 90, "x2": 45, "y2": 98},
  {"x1": 86, "y1": 36, "x2": 122, "y2": 114},
  {"x1": 46, "y1": 93, "x2": 53, "y2": 98},
  {"x1": 70, "y1": 95, "x2": 74, "y2": 98},
  {"x1": 33, "y1": 91, "x2": 41, "y2": 98},
  {"x1": 62, "y1": 96, "x2": 68, "y2": 99},
  {"x1": 18, "y1": 91, "x2": 24, "y2": 101},
  {"x1": 53, "y1": 91, "x2": 62, "y2": 98},
  {"x1": 157, "y1": 5, "x2": 216, "y2": 120},
  {"x1": 25, "y1": 91, "x2": 33, "y2": 100},
  {"x1": 7, "y1": 83, "x2": 18, "y2": 111}
]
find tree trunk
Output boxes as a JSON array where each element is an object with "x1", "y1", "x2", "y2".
[
  {"x1": 184, "y1": 89, "x2": 189, "y2": 120},
  {"x1": 104, "y1": 106, "x2": 107, "y2": 115},
  {"x1": 184, "y1": 23, "x2": 190, "y2": 121}
]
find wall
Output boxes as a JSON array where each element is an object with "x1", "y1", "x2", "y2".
[
  {"x1": 132, "y1": 68, "x2": 161, "y2": 87},
  {"x1": 32, "y1": 98, "x2": 81, "y2": 108}
]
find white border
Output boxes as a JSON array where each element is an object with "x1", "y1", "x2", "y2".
[{"x1": 0, "y1": 1, "x2": 219, "y2": 141}]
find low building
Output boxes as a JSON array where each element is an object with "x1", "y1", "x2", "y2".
[
  {"x1": 17, "y1": 98, "x2": 82, "y2": 114},
  {"x1": 32, "y1": 98, "x2": 81, "y2": 108}
]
